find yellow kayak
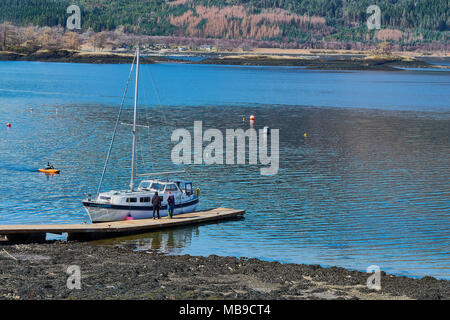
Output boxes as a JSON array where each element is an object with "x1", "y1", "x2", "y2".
[{"x1": 38, "y1": 168, "x2": 60, "y2": 174}]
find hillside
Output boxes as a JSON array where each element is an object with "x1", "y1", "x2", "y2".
[{"x1": 0, "y1": 0, "x2": 448, "y2": 51}]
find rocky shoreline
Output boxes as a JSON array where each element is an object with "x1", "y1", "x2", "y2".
[
  {"x1": 196, "y1": 55, "x2": 438, "y2": 71},
  {"x1": 1, "y1": 49, "x2": 448, "y2": 71},
  {"x1": 0, "y1": 242, "x2": 448, "y2": 300},
  {"x1": 0, "y1": 49, "x2": 174, "y2": 64}
]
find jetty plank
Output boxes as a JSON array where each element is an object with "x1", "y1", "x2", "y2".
[{"x1": 0, "y1": 207, "x2": 244, "y2": 241}]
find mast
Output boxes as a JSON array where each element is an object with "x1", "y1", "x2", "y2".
[{"x1": 130, "y1": 45, "x2": 140, "y2": 191}]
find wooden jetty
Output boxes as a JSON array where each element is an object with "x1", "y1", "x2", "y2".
[{"x1": 0, "y1": 208, "x2": 244, "y2": 242}]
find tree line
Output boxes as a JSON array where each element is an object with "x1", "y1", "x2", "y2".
[{"x1": 0, "y1": 0, "x2": 448, "y2": 49}]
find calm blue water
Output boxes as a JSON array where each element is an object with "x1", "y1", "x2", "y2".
[
  {"x1": 0, "y1": 60, "x2": 449, "y2": 279},
  {"x1": 164, "y1": 55, "x2": 206, "y2": 62}
]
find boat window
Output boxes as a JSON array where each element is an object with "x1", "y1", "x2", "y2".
[
  {"x1": 178, "y1": 182, "x2": 186, "y2": 192},
  {"x1": 126, "y1": 198, "x2": 137, "y2": 203},
  {"x1": 139, "y1": 182, "x2": 151, "y2": 190},
  {"x1": 165, "y1": 184, "x2": 178, "y2": 192},
  {"x1": 185, "y1": 183, "x2": 192, "y2": 195},
  {"x1": 150, "y1": 183, "x2": 163, "y2": 191},
  {"x1": 140, "y1": 197, "x2": 150, "y2": 203},
  {"x1": 100, "y1": 196, "x2": 111, "y2": 201}
]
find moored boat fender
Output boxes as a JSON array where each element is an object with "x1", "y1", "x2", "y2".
[
  {"x1": 196, "y1": 188, "x2": 200, "y2": 196},
  {"x1": 125, "y1": 214, "x2": 134, "y2": 220}
]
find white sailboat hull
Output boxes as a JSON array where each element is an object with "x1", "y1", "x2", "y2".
[{"x1": 83, "y1": 200, "x2": 199, "y2": 223}]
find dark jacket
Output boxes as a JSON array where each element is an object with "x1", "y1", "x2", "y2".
[
  {"x1": 152, "y1": 194, "x2": 161, "y2": 207},
  {"x1": 167, "y1": 194, "x2": 175, "y2": 207}
]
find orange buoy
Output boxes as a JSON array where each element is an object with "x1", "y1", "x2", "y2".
[{"x1": 6, "y1": 123, "x2": 11, "y2": 127}]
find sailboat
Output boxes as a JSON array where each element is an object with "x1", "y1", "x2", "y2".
[{"x1": 82, "y1": 46, "x2": 199, "y2": 222}]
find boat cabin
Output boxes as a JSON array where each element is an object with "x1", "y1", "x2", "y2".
[
  {"x1": 94, "y1": 179, "x2": 195, "y2": 206},
  {"x1": 138, "y1": 179, "x2": 193, "y2": 196}
]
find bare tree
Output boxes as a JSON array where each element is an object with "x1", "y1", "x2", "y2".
[
  {"x1": 61, "y1": 31, "x2": 80, "y2": 50},
  {"x1": 38, "y1": 27, "x2": 57, "y2": 49},
  {"x1": 20, "y1": 25, "x2": 40, "y2": 51},
  {"x1": 0, "y1": 22, "x2": 19, "y2": 50},
  {"x1": 375, "y1": 41, "x2": 393, "y2": 56},
  {"x1": 89, "y1": 31, "x2": 107, "y2": 51}
]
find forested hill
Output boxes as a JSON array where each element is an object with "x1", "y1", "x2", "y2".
[{"x1": 0, "y1": 0, "x2": 448, "y2": 47}]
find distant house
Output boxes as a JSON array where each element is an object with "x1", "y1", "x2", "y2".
[{"x1": 199, "y1": 44, "x2": 212, "y2": 51}]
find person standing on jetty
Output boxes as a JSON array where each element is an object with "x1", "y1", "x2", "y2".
[
  {"x1": 152, "y1": 192, "x2": 161, "y2": 219},
  {"x1": 167, "y1": 191, "x2": 175, "y2": 218}
]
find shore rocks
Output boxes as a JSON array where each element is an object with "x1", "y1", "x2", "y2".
[
  {"x1": 0, "y1": 50, "x2": 173, "y2": 64},
  {"x1": 0, "y1": 242, "x2": 448, "y2": 300},
  {"x1": 197, "y1": 55, "x2": 435, "y2": 71}
]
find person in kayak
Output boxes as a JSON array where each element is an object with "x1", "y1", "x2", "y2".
[{"x1": 45, "y1": 162, "x2": 54, "y2": 170}]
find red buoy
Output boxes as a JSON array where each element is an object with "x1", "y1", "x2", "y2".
[
  {"x1": 6, "y1": 123, "x2": 11, "y2": 127},
  {"x1": 250, "y1": 115, "x2": 255, "y2": 121}
]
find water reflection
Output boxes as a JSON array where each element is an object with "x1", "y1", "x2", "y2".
[{"x1": 92, "y1": 225, "x2": 200, "y2": 254}]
